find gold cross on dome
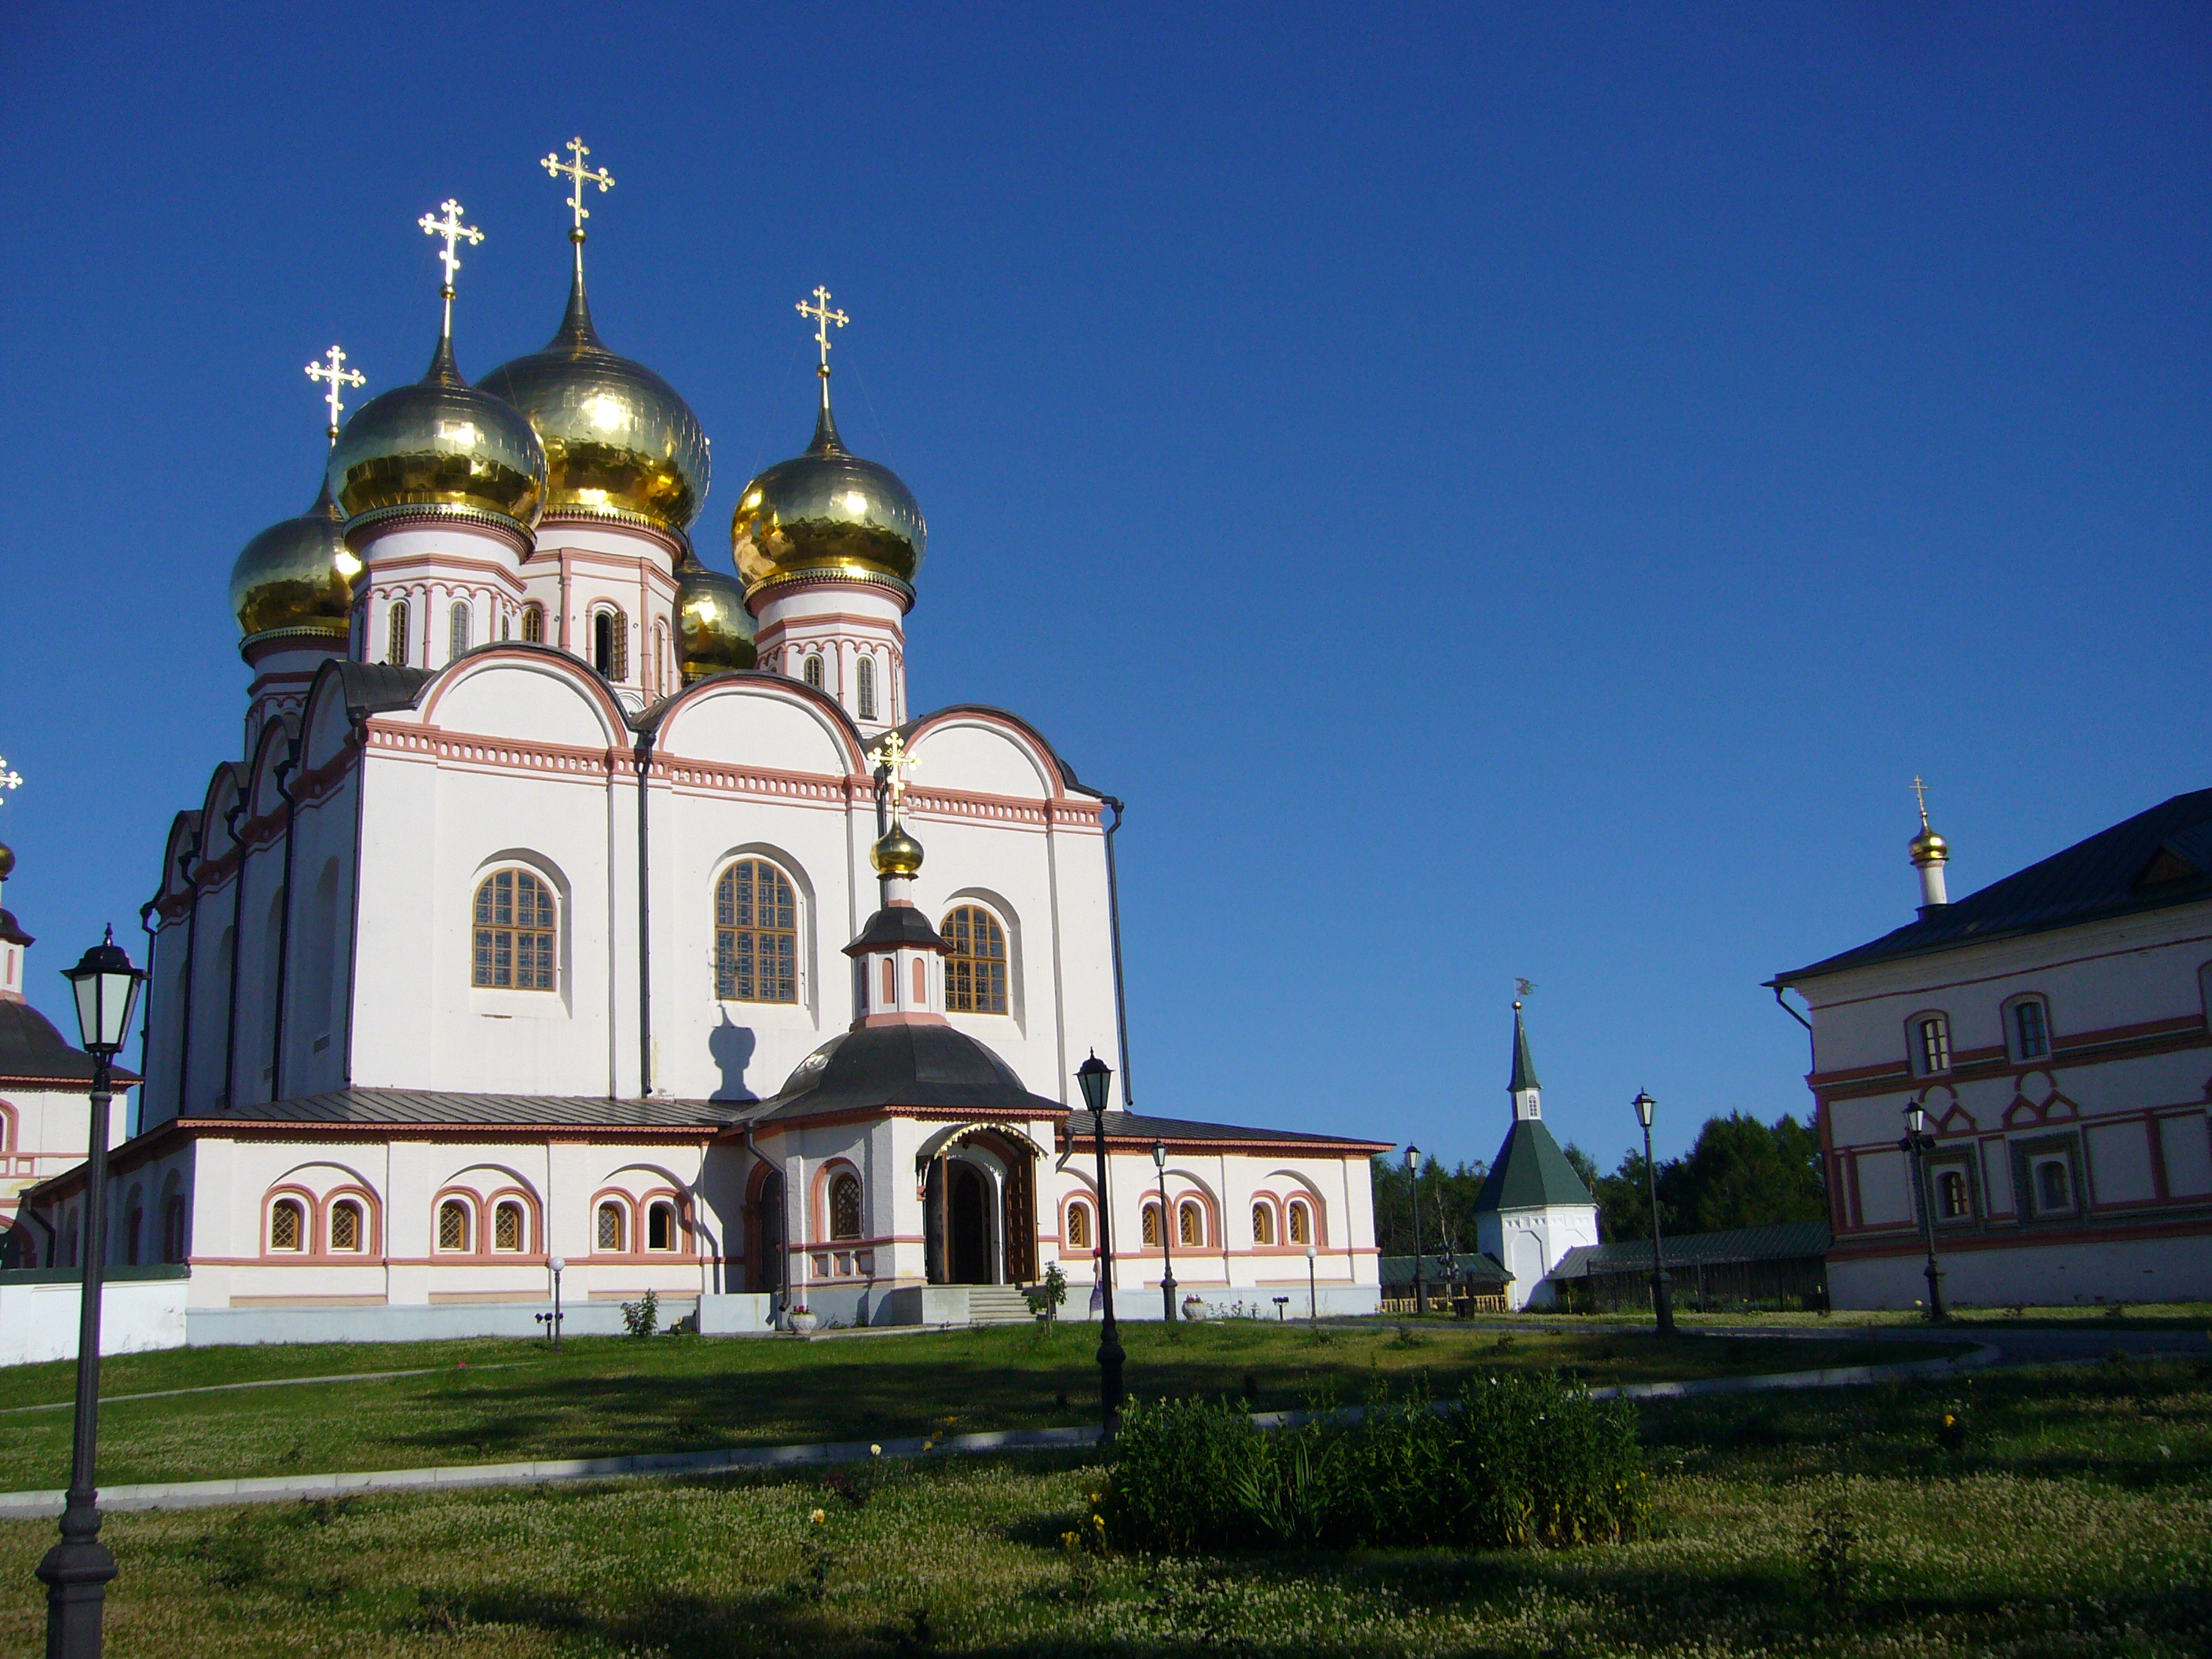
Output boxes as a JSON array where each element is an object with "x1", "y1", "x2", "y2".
[
  {"x1": 797, "y1": 285, "x2": 848, "y2": 378},
  {"x1": 1912, "y1": 775, "x2": 1931, "y2": 827},
  {"x1": 542, "y1": 137, "x2": 613, "y2": 239},
  {"x1": 868, "y1": 731, "x2": 919, "y2": 817},
  {"x1": 418, "y1": 198, "x2": 485, "y2": 336},
  {"x1": 304, "y1": 345, "x2": 365, "y2": 445}
]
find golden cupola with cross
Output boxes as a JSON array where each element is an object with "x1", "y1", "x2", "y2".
[{"x1": 478, "y1": 139, "x2": 710, "y2": 535}]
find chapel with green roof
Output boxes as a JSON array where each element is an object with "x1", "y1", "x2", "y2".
[{"x1": 1472, "y1": 1001, "x2": 1599, "y2": 1308}]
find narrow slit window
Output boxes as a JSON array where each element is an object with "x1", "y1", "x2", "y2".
[
  {"x1": 855, "y1": 655, "x2": 877, "y2": 720},
  {"x1": 449, "y1": 599, "x2": 471, "y2": 660},
  {"x1": 386, "y1": 599, "x2": 410, "y2": 667}
]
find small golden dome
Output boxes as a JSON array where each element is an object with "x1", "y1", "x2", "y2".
[
  {"x1": 1910, "y1": 824, "x2": 1949, "y2": 864},
  {"x1": 478, "y1": 273, "x2": 709, "y2": 532},
  {"x1": 230, "y1": 478, "x2": 357, "y2": 643},
  {"x1": 0, "y1": 841, "x2": 14, "y2": 882},
  {"x1": 732, "y1": 399, "x2": 925, "y2": 600},
  {"x1": 870, "y1": 819, "x2": 925, "y2": 877},
  {"x1": 676, "y1": 556, "x2": 756, "y2": 680},
  {"x1": 328, "y1": 335, "x2": 546, "y2": 531}
]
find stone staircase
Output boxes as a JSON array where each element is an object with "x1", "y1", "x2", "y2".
[{"x1": 966, "y1": 1286, "x2": 1037, "y2": 1326}]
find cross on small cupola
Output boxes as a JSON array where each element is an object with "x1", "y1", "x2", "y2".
[
  {"x1": 305, "y1": 346, "x2": 365, "y2": 446},
  {"x1": 542, "y1": 136, "x2": 613, "y2": 282},
  {"x1": 847, "y1": 731, "x2": 950, "y2": 1029},
  {"x1": 418, "y1": 198, "x2": 485, "y2": 341}
]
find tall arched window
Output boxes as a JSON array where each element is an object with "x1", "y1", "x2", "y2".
[
  {"x1": 648, "y1": 1200, "x2": 677, "y2": 1251},
  {"x1": 1065, "y1": 1201, "x2": 1091, "y2": 1251},
  {"x1": 1937, "y1": 1170, "x2": 1969, "y2": 1220},
  {"x1": 329, "y1": 1199, "x2": 363, "y2": 1252},
  {"x1": 881, "y1": 958, "x2": 896, "y2": 1008},
  {"x1": 521, "y1": 602, "x2": 545, "y2": 644},
  {"x1": 269, "y1": 1197, "x2": 305, "y2": 1252},
  {"x1": 654, "y1": 621, "x2": 669, "y2": 695},
  {"x1": 802, "y1": 654, "x2": 824, "y2": 690},
  {"x1": 437, "y1": 1199, "x2": 471, "y2": 1253},
  {"x1": 596, "y1": 1201, "x2": 626, "y2": 1252},
  {"x1": 493, "y1": 1200, "x2": 525, "y2": 1251},
  {"x1": 715, "y1": 860, "x2": 798, "y2": 1002},
  {"x1": 449, "y1": 599, "x2": 471, "y2": 661},
  {"x1": 1287, "y1": 1200, "x2": 1312, "y2": 1246},
  {"x1": 1141, "y1": 1202, "x2": 1162, "y2": 1247},
  {"x1": 473, "y1": 869, "x2": 558, "y2": 991},
  {"x1": 943, "y1": 906, "x2": 1009, "y2": 1014},
  {"x1": 855, "y1": 655, "x2": 877, "y2": 720},
  {"x1": 123, "y1": 1188, "x2": 143, "y2": 1265},
  {"x1": 591, "y1": 609, "x2": 628, "y2": 679},
  {"x1": 2009, "y1": 996, "x2": 2053, "y2": 1063},
  {"x1": 2036, "y1": 1159, "x2": 2071, "y2": 1212},
  {"x1": 829, "y1": 1172, "x2": 862, "y2": 1240},
  {"x1": 386, "y1": 599, "x2": 411, "y2": 667},
  {"x1": 1914, "y1": 1015, "x2": 1951, "y2": 1076},
  {"x1": 1179, "y1": 1200, "x2": 1203, "y2": 1247},
  {"x1": 1251, "y1": 1203, "x2": 1275, "y2": 1245}
]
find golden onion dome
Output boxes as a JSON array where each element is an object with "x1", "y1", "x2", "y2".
[
  {"x1": 1910, "y1": 823, "x2": 1949, "y2": 864},
  {"x1": 477, "y1": 272, "x2": 709, "y2": 532},
  {"x1": 229, "y1": 477, "x2": 359, "y2": 643},
  {"x1": 732, "y1": 397, "x2": 925, "y2": 601},
  {"x1": 328, "y1": 335, "x2": 546, "y2": 532},
  {"x1": 676, "y1": 555, "x2": 756, "y2": 680},
  {"x1": 870, "y1": 819, "x2": 925, "y2": 878}
]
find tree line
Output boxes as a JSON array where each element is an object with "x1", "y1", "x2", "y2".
[{"x1": 1371, "y1": 1110, "x2": 1826, "y2": 1259}]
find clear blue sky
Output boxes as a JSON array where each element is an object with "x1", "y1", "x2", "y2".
[{"x1": 2, "y1": 5, "x2": 2204, "y2": 1173}]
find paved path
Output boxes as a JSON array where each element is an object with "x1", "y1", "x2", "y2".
[
  {"x1": 0, "y1": 1339, "x2": 2008, "y2": 1521},
  {"x1": 0, "y1": 1362, "x2": 538, "y2": 1415}
]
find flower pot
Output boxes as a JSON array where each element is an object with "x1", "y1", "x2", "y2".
[
  {"x1": 787, "y1": 1311, "x2": 819, "y2": 1335},
  {"x1": 1181, "y1": 1297, "x2": 1207, "y2": 1322}
]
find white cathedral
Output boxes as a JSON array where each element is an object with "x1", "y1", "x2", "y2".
[{"x1": 5, "y1": 156, "x2": 1386, "y2": 1347}]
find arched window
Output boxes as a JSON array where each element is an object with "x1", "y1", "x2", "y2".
[
  {"x1": 473, "y1": 869, "x2": 558, "y2": 991},
  {"x1": 1287, "y1": 1200, "x2": 1312, "y2": 1246},
  {"x1": 500, "y1": 610, "x2": 511, "y2": 642},
  {"x1": 521, "y1": 602, "x2": 545, "y2": 644},
  {"x1": 269, "y1": 1197, "x2": 305, "y2": 1252},
  {"x1": 437, "y1": 1199, "x2": 471, "y2": 1253},
  {"x1": 1937, "y1": 1170, "x2": 1969, "y2": 1220},
  {"x1": 123, "y1": 1188, "x2": 143, "y2": 1265},
  {"x1": 597, "y1": 1201, "x2": 627, "y2": 1252},
  {"x1": 881, "y1": 958, "x2": 895, "y2": 1008},
  {"x1": 493, "y1": 1199, "x2": 525, "y2": 1252},
  {"x1": 855, "y1": 655, "x2": 877, "y2": 720},
  {"x1": 1141, "y1": 1202, "x2": 1162, "y2": 1247},
  {"x1": 1251, "y1": 1203, "x2": 1275, "y2": 1245},
  {"x1": 802, "y1": 654, "x2": 824, "y2": 690},
  {"x1": 329, "y1": 1199, "x2": 363, "y2": 1252},
  {"x1": 715, "y1": 860, "x2": 797, "y2": 1002},
  {"x1": 913, "y1": 958, "x2": 927, "y2": 1005},
  {"x1": 1179, "y1": 1200, "x2": 1204, "y2": 1248},
  {"x1": 829, "y1": 1173, "x2": 862, "y2": 1241},
  {"x1": 1914, "y1": 1015, "x2": 1951, "y2": 1076},
  {"x1": 648, "y1": 1201, "x2": 677, "y2": 1251},
  {"x1": 943, "y1": 906, "x2": 1009, "y2": 1014},
  {"x1": 2009, "y1": 997, "x2": 2053, "y2": 1063},
  {"x1": 386, "y1": 599, "x2": 411, "y2": 667},
  {"x1": 592, "y1": 609, "x2": 628, "y2": 680},
  {"x1": 2036, "y1": 1159, "x2": 2071, "y2": 1212},
  {"x1": 449, "y1": 599, "x2": 471, "y2": 660},
  {"x1": 163, "y1": 1192, "x2": 188, "y2": 1262},
  {"x1": 1065, "y1": 1201, "x2": 1091, "y2": 1251}
]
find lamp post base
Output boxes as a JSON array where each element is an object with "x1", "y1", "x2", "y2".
[
  {"x1": 1160, "y1": 1275, "x2": 1177, "y2": 1324},
  {"x1": 38, "y1": 1532, "x2": 116, "y2": 1658},
  {"x1": 1651, "y1": 1269, "x2": 1675, "y2": 1338},
  {"x1": 1922, "y1": 1259, "x2": 1947, "y2": 1323}
]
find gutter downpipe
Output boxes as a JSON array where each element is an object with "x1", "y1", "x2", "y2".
[
  {"x1": 268, "y1": 747, "x2": 300, "y2": 1103},
  {"x1": 635, "y1": 733, "x2": 654, "y2": 1100},
  {"x1": 218, "y1": 800, "x2": 247, "y2": 1108},
  {"x1": 1772, "y1": 983, "x2": 1814, "y2": 1068},
  {"x1": 339, "y1": 715, "x2": 368, "y2": 1089},
  {"x1": 134, "y1": 903, "x2": 157, "y2": 1141},
  {"x1": 1101, "y1": 796, "x2": 1132, "y2": 1109}
]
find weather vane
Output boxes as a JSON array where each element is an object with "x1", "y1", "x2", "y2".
[
  {"x1": 304, "y1": 346, "x2": 365, "y2": 446},
  {"x1": 797, "y1": 285, "x2": 848, "y2": 382},
  {"x1": 542, "y1": 137, "x2": 613, "y2": 258},
  {"x1": 417, "y1": 198, "x2": 485, "y2": 339},
  {"x1": 868, "y1": 731, "x2": 918, "y2": 820},
  {"x1": 1514, "y1": 978, "x2": 1536, "y2": 1001}
]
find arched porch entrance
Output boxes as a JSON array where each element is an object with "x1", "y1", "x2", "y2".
[
  {"x1": 919, "y1": 1126, "x2": 1038, "y2": 1286},
  {"x1": 746, "y1": 1163, "x2": 786, "y2": 1295}
]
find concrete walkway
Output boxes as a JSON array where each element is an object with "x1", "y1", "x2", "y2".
[{"x1": 0, "y1": 1340, "x2": 2007, "y2": 1521}]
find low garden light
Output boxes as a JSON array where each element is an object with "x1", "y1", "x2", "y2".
[
  {"x1": 1631, "y1": 1092, "x2": 1675, "y2": 1337},
  {"x1": 1075, "y1": 1053, "x2": 1122, "y2": 1427},
  {"x1": 38, "y1": 928, "x2": 145, "y2": 1658},
  {"x1": 1151, "y1": 1138, "x2": 1177, "y2": 1323}
]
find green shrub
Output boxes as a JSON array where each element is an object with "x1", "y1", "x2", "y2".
[
  {"x1": 1105, "y1": 1372, "x2": 1646, "y2": 1554},
  {"x1": 621, "y1": 1287, "x2": 659, "y2": 1339}
]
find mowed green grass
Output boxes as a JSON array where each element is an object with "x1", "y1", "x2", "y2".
[
  {"x1": 0, "y1": 1322, "x2": 1954, "y2": 1490},
  {"x1": 0, "y1": 1358, "x2": 2203, "y2": 1657}
]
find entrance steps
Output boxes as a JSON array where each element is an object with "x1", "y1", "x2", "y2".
[{"x1": 966, "y1": 1286, "x2": 1036, "y2": 1326}]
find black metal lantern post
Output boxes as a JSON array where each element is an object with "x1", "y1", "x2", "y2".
[
  {"x1": 1076, "y1": 1053, "x2": 1123, "y2": 1428},
  {"x1": 1151, "y1": 1139, "x2": 1177, "y2": 1323},
  {"x1": 1632, "y1": 1092, "x2": 1675, "y2": 1337},
  {"x1": 38, "y1": 928, "x2": 145, "y2": 1659},
  {"x1": 1899, "y1": 1102, "x2": 1947, "y2": 1322},
  {"x1": 1405, "y1": 1145, "x2": 1425, "y2": 1314}
]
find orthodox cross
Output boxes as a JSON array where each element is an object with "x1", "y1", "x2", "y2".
[
  {"x1": 417, "y1": 198, "x2": 484, "y2": 338},
  {"x1": 0, "y1": 757, "x2": 20, "y2": 800},
  {"x1": 542, "y1": 137, "x2": 613, "y2": 244},
  {"x1": 304, "y1": 345, "x2": 365, "y2": 445},
  {"x1": 1912, "y1": 775, "x2": 1932, "y2": 828},
  {"x1": 797, "y1": 285, "x2": 848, "y2": 379},
  {"x1": 869, "y1": 731, "x2": 919, "y2": 819}
]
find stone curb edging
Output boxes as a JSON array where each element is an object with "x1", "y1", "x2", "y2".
[{"x1": 0, "y1": 1343, "x2": 1999, "y2": 1521}]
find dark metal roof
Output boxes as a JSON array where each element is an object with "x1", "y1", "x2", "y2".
[
  {"x1": 324, "y1": 659, "x2": 434, "y2": 719},
  {"x1": 1473, "y1": 1118, "x2": 1595, "y2": 1213},
  {"x1": 1380, "y1": 1251, "x2": 1512, "y2": 1287},
  {"x1": 1547, "y1": 1220, "x2": 1833, "y2": 1280},
  {"x1": 182, "y1": 1088, "x2": 737, "y2": 1130},
  {"x1": 748, "y1": 1024, "x2": 1064, "y2": 1122},
  {"x1": 0, "y1": 909, "x2": 30, "y2": 948},
  {"x1": 0, "y1": 998, "x2": 137, "y2": 1088},
  {"x1": 1776, "y1": 789, "x2": 2212, "y2": 983},
  {"x1": 1064, "y1": 1108, "x2": 1393, "y2": 1152},
  {"x1": 844, "y1": 905, "x2": 947, "y2": 957},
  {"x1": 1509, "y1": 1004, "x2": 1540, "y2": 1093}
]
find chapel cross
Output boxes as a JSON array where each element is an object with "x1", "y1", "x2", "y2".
[
  {"x1": 0, "y1": 758, "x2": 20, "y2": 801},
  {"x1": 869, "y1": 731, "x2": 919, "y2": 819},
  {"x1": 797, "y1": 285, "x2": 849, "y2": 379},
  {"x1": 1912, "y1": 775, "x2": 1931, "y2": 827},
  {"x1": 304, "y1": 345, "x2": 366, "y2": 445},
  {"x1": 542, "y1": 137, "x2": 613, "y2": 241},
  {"x1": 417, "y1": 198, "x2": 485, "y2": 338}
]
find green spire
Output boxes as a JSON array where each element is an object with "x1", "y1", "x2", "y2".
[{"x1": 1509, "y1": 1001, "x2": 1540, "y2": 1093}]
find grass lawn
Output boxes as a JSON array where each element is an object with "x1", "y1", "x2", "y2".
[
  {"x1": 0, "y1": 1321, "x2": 1959, "y2": 1490},
  {"x1": 0, "y1": 1357, "x2": 2203, "y2": 1656}
]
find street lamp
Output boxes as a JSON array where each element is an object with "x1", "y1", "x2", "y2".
[
  {"x1": 1632, "y1": 1092, "x2": 1675, "y2": 1337},
  {"x1": 1305, "y1": 1243, "x2": 1318, "y2": 1321},
  {"x1": 38, "y1": 928, "x2": 144, "y2": 1658},
  {"x1": 1151, "y1": 1140, "x2": 1177, "y2": 1324},
  {"x1": 1405, "y1": 1145, "x2": 1425, "y2": 1315},
  {"x1": 1076, "y1": 1053, "x2": 1123, "y2": 1428},
  {"x1": 548, "y1": 1257, "x2": 565, "y2": 1351},
  {"x1": 1899, "y1": 1101, "x2": 1946, "y2": 1322}
]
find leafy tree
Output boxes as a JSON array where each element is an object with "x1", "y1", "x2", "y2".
[
  {"x1": 1370, "y1": 1155, "x2": 1489, "y2": 1259},
  {"x1": 1593, "y1": 1111, "x2": 1825, "y2": 1241}
]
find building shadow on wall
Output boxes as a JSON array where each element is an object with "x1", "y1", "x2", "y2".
[{"x1": 709, "y1": 1012, "x2": 757, "y2": 1102}]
